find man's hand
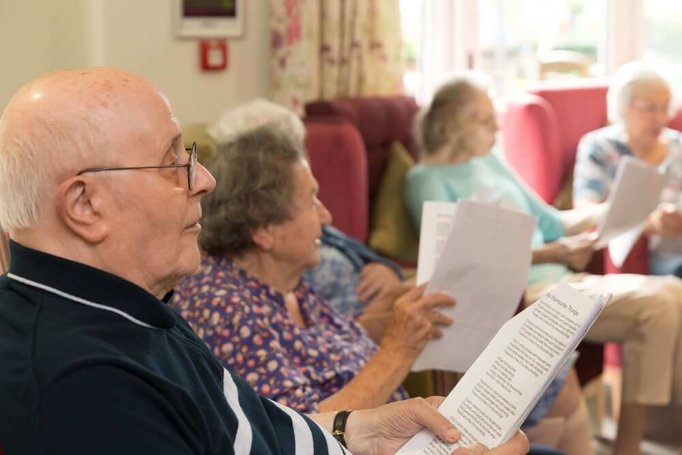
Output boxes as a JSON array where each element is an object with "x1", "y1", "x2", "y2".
[
  {"x1": 646, "y1": 203, "x2": 682, "y2": 238},
  {"x1": 341, "y1": 397, "x2": 529, "y2": 455},
  {"x1": 356, "y1": 263, "x2": 402, "y2": 302},
  {"x1": 343, "y1": 397, "x2": 458, "y2": 454}
]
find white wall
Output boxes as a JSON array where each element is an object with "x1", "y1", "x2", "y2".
[
  {"x1": 0, "y1": 0, "x2": 52, "y2": 108},
  {"x1": 0, "y1": 0, "x2": 270, "y2": 124}
]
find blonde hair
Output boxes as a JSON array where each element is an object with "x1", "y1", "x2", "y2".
[{"x1": 415, "y1": 72, "x2": 491, "y2": 158}]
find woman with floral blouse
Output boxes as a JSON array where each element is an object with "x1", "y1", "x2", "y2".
[{"x1": 172, "y1": 125, "x2": 454, "y2": 413}]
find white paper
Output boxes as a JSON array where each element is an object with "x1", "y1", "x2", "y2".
[
  {"x1": 596, "y1": 157, "x2": 665, "y2": 251},
  {"x1": 415, "y1": 201, "x2": 458, "y2": 286},
  {"x1": 412, "y1": 200, "x2": 537, "y2": 373},
  {"x1": 397, "y1": 284, "x2": 609, "y2": 454},
  {"x1": 607, "y1": 227, "x2": 643, "y2": 268}
]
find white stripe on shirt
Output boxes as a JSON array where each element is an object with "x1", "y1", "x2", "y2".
[
  {"x1": 7, "y1": 273, "x2": 155, "y2": 329},
  {"x1": 271, "y1": 400, "x2": 349, "y2": 455},
  {"x1": 222, "y1": 369, "x2": 253, "y2": 453}
]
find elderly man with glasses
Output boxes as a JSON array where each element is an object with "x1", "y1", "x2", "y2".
[{"x1": 0, "y1": 67, "x2": 527, "y2": 455}]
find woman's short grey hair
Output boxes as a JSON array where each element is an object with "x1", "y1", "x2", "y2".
[
  {"x1": 414, "y1": 72, "x2": 490, "y2": 157},
  {"x1": 607, "y1": 61, "x2": 673, "y2": 124},
  {"x1": 199, "y1": 125, "x2": 305, "y2": 256},
  {"x1": 207, "y1": 98, "x2": 306, "y2": 148}
]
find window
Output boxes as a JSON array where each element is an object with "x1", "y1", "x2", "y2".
[
  {"x1": 400, "y1": 0, "x2": 424, "y2": 97},
  {"x1": 643, "y1": 0, "x2": 682, "y2": 86},
  {"x1": 400, "y1": 0, "x2": 609, "y2": 99},
  {"x1": 478, "y1": 0, "x2": 607, "y2": 94}
]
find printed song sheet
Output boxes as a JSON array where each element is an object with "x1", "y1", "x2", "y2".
[
  {"x1": 595, "y1": 157, "x2": 665, "y2": 265},
  {"x1": 412, "y1": 200, "x2": 536, "y2": 372},
  {"x1": 398, "y1": 284, "x2": 608, "y2": 454}
]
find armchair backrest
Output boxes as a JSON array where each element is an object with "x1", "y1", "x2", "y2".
[
  {"x1": 305, "y1": 96, "x2": 420, "y2": 202},
  {"x1": 502, "y1": 83, "x2": 609, "y2": 204},
  {"x1": 304, "y1": 96, "x2": 420, "y2": 245},
  {"x1": 303, "y1": 118, "x2": 369, "y2": 242}
]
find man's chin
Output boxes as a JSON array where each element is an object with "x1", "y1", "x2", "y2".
[{"x1": 178, "y1": 246, "x2": 203, "y2": 277}]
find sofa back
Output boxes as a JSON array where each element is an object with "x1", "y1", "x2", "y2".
[{"x1": 305, "y1": 96, "x2": 420, "y2": 203}]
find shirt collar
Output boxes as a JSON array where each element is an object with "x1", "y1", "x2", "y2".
[{"x1": 8, "y1": 240, "x2": 176, "y2": 329}]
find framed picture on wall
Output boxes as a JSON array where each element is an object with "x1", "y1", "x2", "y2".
[{"x1": 173, "y1": 0, "x2": 245, "y2": 38}]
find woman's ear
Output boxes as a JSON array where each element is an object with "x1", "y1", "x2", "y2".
[
  {"x1": 251, "y1": 225, "x2": 274, "y2": 250},
  {"x1": 56, "y1": 177, "x2": 109, "y2": 243}
]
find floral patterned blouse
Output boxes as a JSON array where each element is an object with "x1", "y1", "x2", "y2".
[{"x1": 171, "y1": 255, "x2": 408, "y2": 413}]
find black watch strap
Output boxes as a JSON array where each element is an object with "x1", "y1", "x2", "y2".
[{"x1": 332, "y1": 410, "x2": 353, "y2": 448}]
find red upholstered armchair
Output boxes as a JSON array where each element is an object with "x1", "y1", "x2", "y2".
[
  {"x1": 304, "y1": 96, "x2": 420, "y2": 244},
  {"x1": 303, "y1": 118, "x2": 369, "y2": 242}
]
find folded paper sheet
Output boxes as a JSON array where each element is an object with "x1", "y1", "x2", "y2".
[
  {"x1": 595, "y1": 157, "x2": 665, "y2": 266},
  {"x1": 398, "y1": 284, "x2": 609, "y2": 454},
  {"x1": 412, "y1": 200, "x2": 536, "y2": 372}
]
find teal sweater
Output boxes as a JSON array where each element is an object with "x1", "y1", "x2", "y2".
[{"x1": 404, "y1": 153, "x2": 570, "y2": 285}]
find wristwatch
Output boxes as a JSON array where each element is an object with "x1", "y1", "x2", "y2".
[{"x1": 332, "y1": 410, "x2": 353, "y2": 448}]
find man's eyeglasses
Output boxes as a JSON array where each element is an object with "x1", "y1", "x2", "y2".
[{"x1": 77, "y1": 141, "x2": 197, "y2": 190}]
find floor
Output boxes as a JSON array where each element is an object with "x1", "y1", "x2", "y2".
[
  {"x1": 587, "y1": 367, "x2": 682, "y2": 455},
  {"x1": 593, "y1": 419, "x2": 681, "y2": 455}
]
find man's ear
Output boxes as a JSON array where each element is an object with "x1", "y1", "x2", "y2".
[
  {"x1": 251, "y1": 225, "x2": 274, "y2": 251},
  {"x1": 56, "y1": 177, "x2": 109, "y2": 243}
]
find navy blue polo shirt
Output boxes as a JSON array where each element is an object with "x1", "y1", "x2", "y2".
[{"x1": 0, "y1": 241, "x2": 344, "y2": 454}]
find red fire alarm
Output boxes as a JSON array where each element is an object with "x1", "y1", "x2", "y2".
[{"x1": 200, "y1": 39, "x2": 228, "y2": 71}]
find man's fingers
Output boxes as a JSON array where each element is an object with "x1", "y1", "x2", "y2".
[
  {"x1": 488, "y1": 431, "x2": 529, "y2": 454},
  {"x1": 410, "y1": 398, "x2": 460, "y2": 444},
  {"x1": 453, "y1": 443, "x2": 489, "y2": 454},
  {"x1": 451, "y1": 431, "x2": 528, "y2": 455}
]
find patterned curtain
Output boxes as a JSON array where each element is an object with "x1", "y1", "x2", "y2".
[{"x1": 270, "y1": 0, "x2": 403, "y2": 114}]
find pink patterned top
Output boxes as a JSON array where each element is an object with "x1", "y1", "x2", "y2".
[{"x1": 171, "y1": 255, "x2": 408, "y2": 412}]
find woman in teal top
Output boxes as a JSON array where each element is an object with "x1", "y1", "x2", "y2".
[
  {"x1": 406, "y1": 152, "x2": 570, "y2": 287},
  {"x1": 405, "y1": 73, "x2": 682, "y2": 455}
]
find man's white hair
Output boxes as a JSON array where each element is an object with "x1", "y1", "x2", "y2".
[
  {"x1": 607, "y1": 60, "x2": 674, "y2": 124},
  {"x1": 0, "y1": 104, "x2": 98, "y2": 231},
  {"x1": 207, "y1": 99, "x2": 305, "y2": 147}
]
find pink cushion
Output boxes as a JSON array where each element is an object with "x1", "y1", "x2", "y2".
[{"x1": 304, "y1": 118, "x2": 369, "y2": 242}]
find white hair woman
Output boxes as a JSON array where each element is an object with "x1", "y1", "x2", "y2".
[
  {"x1": 574, "y1": 61, "x2": 682, "y2": 277},
  {"x1": 404, "y1": 72, "x2": 682, "y2": 455}
]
